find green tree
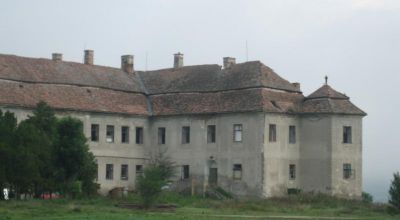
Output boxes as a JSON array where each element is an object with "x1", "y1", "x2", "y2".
[
  {"x1": 389, "y1": 172, "x2": 400, "y2": 210},
  {"x1": 55, "y1": 117, "x2": 98, "y2": 197}
]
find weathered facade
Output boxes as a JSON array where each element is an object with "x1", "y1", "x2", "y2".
[{"x1": 0, "y1": 51, "x2": 366, "y2": 198}]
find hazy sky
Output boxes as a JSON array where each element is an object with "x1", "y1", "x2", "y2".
[{"x1": 1, "y1": 0, "x2": 399, "y2": 202}]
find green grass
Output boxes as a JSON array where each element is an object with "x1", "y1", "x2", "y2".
[{"x1": 0, "y1": 192, "x2": 399, "y2": 220}]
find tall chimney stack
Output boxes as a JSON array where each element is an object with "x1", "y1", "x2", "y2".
[
  {"x1": 173, "y1": 52, "x2": 183, "y2": 68},
  {"x1": 84, "y1": 50, "x2": 94, "y2": 65},
  {"x1": 52, "y1": 53, "x2": 63, "y2": 61},
  {"x1": 223, "y1": 57, "x2": 236, "y2": 69},
  {"x1": 121, "y1": 55, "x2": 134, "y2": 73}
]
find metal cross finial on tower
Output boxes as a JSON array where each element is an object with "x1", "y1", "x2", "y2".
[{"x1": 325, "y1": 75, "x2": 328, "y2": 85}]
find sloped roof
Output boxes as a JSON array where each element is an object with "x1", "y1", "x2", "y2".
[{"x1": 306, "y1": 84, "x2": 348, "y2": 100}]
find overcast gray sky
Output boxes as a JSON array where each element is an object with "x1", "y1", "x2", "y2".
[{"x1": 1, "y1": 0, "x2": 399, "y2": 202}]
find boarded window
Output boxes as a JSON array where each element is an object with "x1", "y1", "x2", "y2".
[
  {"x1": 289, "y1": 164, "x2": 296, "y2": 180},
  {"x1": 289, "y1": 125, "x2": 296, "y2": 144},
  {"x1": 343, "y1": 126, "x2": 352, "y2": 144},
  {"x1": 121, "y1": 126, "x2": 129, "y2": 143},
  {"x1": 91, "y1": 124, "x2": 99, "y2": 142},
  {"x1": 136, "y1": 127, "x2": 143, "y2": 144},
  {"x1": 106, "y1": 125, "x2": 114, "y2": 143},
  {"x1": 121, "y1": 164, "x2": 128, "y2": 180},
  {"x1": 343, "y1": 163, "x2": 353, "y2": 179},
  {"x1": 136, "y1": 165, "x2": 143, "y2": 177},
  {"x1": 233, "y1": 164, "x2": 242, "y2": 180},
  {"x1": 207, "y1": 125, "x2": 216, "y2": 143},
  {"x1": 106, "y1": 164, "x2": 113, "y2": 180},
  {"x1": 182, "y1": 165, "x2": 190, "y2": 179},
  {"x1": 269, "y1": 124, "x2": 277, "y2": 142},
  {"x1": 182, "y1": 126, "x2": 190, "y2": 144},
  {"x1": 158, "y1": 127, "x2": 166, "y2": 144},
  {"x1": 233, "y1": 124, "x2": 242, "y2": 142}
]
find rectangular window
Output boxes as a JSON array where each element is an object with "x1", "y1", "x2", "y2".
[
  {"x1": 158, "y1": 127, "x2": 166, "y2": 144},
  {"x1": 343, "y1": 163, "x2": 353, "y2": 179},
  {"x1": 233, "y1": 164, "x2": 242, "y2": 180},
  {"x1": 106, "y1": 125, "x2": 114, "y2": 143},
  {"x1": 289, "y1": 164, "x2": 296, "y2": 180},
  {"x1": 136, "y1": 127, "x2": 143, "y2": 144},
  {"x1": 233, "y1": 124, "x2": 242, "y2": 142},
  {"x1": 289, "y1": 125, "x2": 296, "y2": 144},
  {"x1": 91, "y1": 124, "x2": 99, "y2": 142},
  {"x1": 182, "y1": 165, "x2": 190, "y2": 179},
  {"x1": 269, "y1": 124, "x2": 277, "y2": 142},
  {"x1": 207, "y1": 125, "x2": 216, "y2": 143},
  {"x1": 136, "y1": 165, "x2": 143, "y2": 177},
  {"x1": 343, "y1": 126, "x2": 352, "y2": 144},
  {"x1": 121, "y1": 126, "x2": 130, "y2": 143},
  {"x1": 121, "y1": 164, "x2": 128, "y2": 180},
  {"x1": 106, "y1": 164, "x2": 114, "y2": 180},
  {"x1": 182, "y1": 126, "x2": 190, "y2": 144}
]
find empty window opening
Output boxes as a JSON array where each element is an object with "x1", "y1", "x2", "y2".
[
  {"x1": 233, "y1": 164, "x2": 242, "y2": 180},
  {"x1": 289, "y1": 164, "x2": 296, "y2": 180},
  {"x1": 158, "y1": 127, "x2": 166, "y2": 144},
  {"x1": 106, "y1": 125, "x2": 114, "y2": 143},
  {"x1": 207, "y1": 125, "x2": 216, "y2": 143},
  {"x1": 106, "y1": 164, "x2": 114, "y2": 180},
  {"x1": 233, "y1": 124, "x2": 243, "y2": 142},
  {"x1": 182, "y1": 165, "x2": 190, "y2": 179},
  {"x1": 91, "y1": 124, "x2": 99, "y2": 142},
  {"x1": 269, "y1": 124, "x2": 277, "y2": 142},
  {"x1": 289, "y1": 125, "x2": 296, "y2": 144},
  {"x1": 182, "y1": 126, "x2": 190, "y2": 144},
  {"x1": 136, "y1": 127, "x2": 144, "y2": 144},
  {"x1": 121, "y1": 126, "x2": 130, "y2": 143},
  {"x1": 136, "y1": 165, "x2": 143, "y2": 177},
  {"x1": 343, "y1": 126, "x2": 352, "y2": 144},
  {"x1": 343, "y1": 163, "x2": 354, "y2": 179},
  {"x1": 121, "y1": 164, "x2": 128, "y2": 180}
]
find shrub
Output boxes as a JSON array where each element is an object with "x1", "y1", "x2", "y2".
[
  {"x1": 362, "y1": 191, "x2": 373, "y2": 203},
  {"x1": 136, "y1": 166, "x2": 166, "y2": 208},
  {"x1": 389, "y1": 172, "x2": 400, "y2": 211}
]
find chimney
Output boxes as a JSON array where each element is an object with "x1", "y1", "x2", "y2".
[
  {"x1": 84, "y1": 50, "x2": 94, "y2": 65},
  {"x1": 52, "y1": 53, "x2": 63, "y2": 61},
  {"x1": 121, "y1": 55, "x2": 134, "y2": 73},
  {"x1": 173, "y1": 52, "x2": 183, "y2": 68},
  {"x1": 223, "y1": 57, "x2": 236, "y2": 69},
  {"x1": 292, "y1": 82, "x2": 300, "y2": 90}
]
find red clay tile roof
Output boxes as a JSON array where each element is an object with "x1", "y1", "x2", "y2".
[{"x1": 0, "y1": 53, "x2": 365, "y2": 116}]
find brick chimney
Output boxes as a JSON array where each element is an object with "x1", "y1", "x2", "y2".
[
  {"x1": 121, "y1": 55, "x2": 134, "y2": 73},
  {"x1": 84, "y1": 50, "x2": 94, "y2": 65},
  {"x1": 173, "y1": 52, "x2": 183, "y2": 68},
  {"x1": 223, "y1": 57, "x2": 236, "y2": 69},
  {"x1": 292, "y1": 82, "x2": 300, "y2": 90},
  {"x1": 52, "y1": 53, "x2": 63, "y2": 61}
]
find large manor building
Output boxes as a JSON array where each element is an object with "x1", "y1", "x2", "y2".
[{"x1": 0, "y1": 51, "x2": 366, "y2": 198}]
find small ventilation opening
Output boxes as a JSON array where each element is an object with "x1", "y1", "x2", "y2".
[{"x1": 271, "y1": 101, "x2": 281, "y2": 110}]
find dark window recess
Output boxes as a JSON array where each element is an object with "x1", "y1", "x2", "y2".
[
  {"x1": 106, "y1": 164, "x2": 114, "y2": 180},
  {"x1": 289, "y1": 125, "x2": 296, "y2": 144},
  {"x1": 287, "y1": 188, "x2": 301, "y2": 195},
  {"x1": 121, "y1": 126, "x2": 129, "y2": 143},
  {"x1": 106, "y1": 125, "x2": 114, "y2": 143},
  {"x1": 121, "y1": 164, "x2": 128, "y2": 180},
  {"x1": 233, "y1": 164, "x2": 242, "y2": 180},
  {"x1": 91, "y1": 124, "x2": 99, "y2": 142},
  {"x1": 158, "y1": 127, "x2": 166, "y2": 144},
  {"x1": 343, "y1": 163, "x2": 353, "y2": 179},
  {"x1": 343, "y1": 126, "x2": 352, "y2": 144},
  {"x1": 289, "y1": 164, "x2": 296, "y2": 180},
  {"x1": 136, "y1": 127, "x2": 144, "y2": 144},
  {"x1": 136, "y1": 165, "x2": 143, "y2": 176},
  {"x1": 269, "y1": 124, "x2": 277, "y2": 142},
  {"x1": 182, "y1": 165, "x2": 190, "y2": 179},
  {"x1": 207, "y1": 125, "x2": 216, "y2": 143},
  {"x1": 182, "y1": 126, "x2": 190, "y2": 144},
  {"x1": 233, "y1": 124, "x2": 243, "y2": 142}
]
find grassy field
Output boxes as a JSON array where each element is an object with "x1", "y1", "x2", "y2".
[{"x1": 0, "y1": 192, "x2": 399, "y2": 220}]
